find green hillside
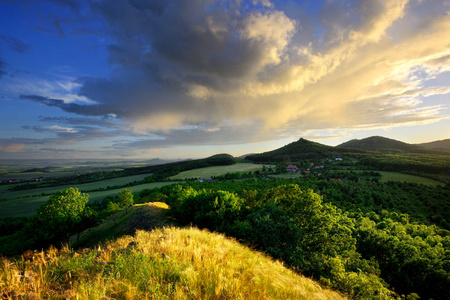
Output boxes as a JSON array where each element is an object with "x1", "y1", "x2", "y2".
[
  {"x1": 418, "y1": 139, "x2": 450, "y2": 150},
  {"x1": 338, "y1": 136, "x2": 420, "y2": 152},
  {"x1": 1, "y1": 203, "x2": 347, "y2": 300},
  {"x1": 338, "y1": 136, "x2": 450, "y2": 155},
  {"x1": 246, "y1": 138, "x2": 345, "y2": 162}
]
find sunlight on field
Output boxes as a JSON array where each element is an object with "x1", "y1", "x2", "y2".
[{"x1": 169, "y1": 163, "x2": 273, "y2": 180}]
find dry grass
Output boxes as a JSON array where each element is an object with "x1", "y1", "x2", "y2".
[{"x1": 1, "y1": 226, "x2": 347, "y2": 299}]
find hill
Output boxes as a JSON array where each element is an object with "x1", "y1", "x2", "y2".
[
  {"x1": 418, "y1": 139, "x2": 450, "y2": 150},
  {"x1": 337, "y1": 136, "x2": 422, "y2": 152},
  {"x1": 246, "y1": 138, "x2": 343, "y2": 162},
  {"x1": 337, "y1": 136, "x2": 450, "y2": 156},
  {"x1": 1, "y1": 203, "x2": 347, "y2": 300},
  {"x1": 69, "y1": 202, "x2": 174, "y2": 248}
]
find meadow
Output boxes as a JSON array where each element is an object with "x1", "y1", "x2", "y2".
[
  {"x1": 378, "y1": 171, "x2": 443, "y2": 185},
  {"x1": 168, "y1": 163, "x2": 273, "y2": 179}
]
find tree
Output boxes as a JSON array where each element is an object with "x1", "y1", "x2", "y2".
[
  {"x1": 36, "y1": 187, "x2": 89, "y2": 242},
  {"x1": 117, "y1": 189, "x2": 134, "y2": 212}
]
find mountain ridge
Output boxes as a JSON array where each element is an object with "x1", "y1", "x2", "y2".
[{"x1": 417, "y1": 139, "x2": 450, "y2": 150}]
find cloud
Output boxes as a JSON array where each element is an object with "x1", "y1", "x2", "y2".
[
  {"x1": 20, "y1": 95, "x2": 120, "y2": 117},
  {"x1": 38, "y1": 116, "x2": 122, "y2": 128},
  {"x1": 0, "y1": 35, "x2": 32, "y2": 53},
  {"x1": 0, "y1": 142, "x2": 25, "y2": 153},
  {"x1": 15, "y1": 0, "x2": 450, "y2": 149},
  {"x1": 31, "y1": 125, "x2": 78, "y2": 133},
  {"x1": 0, "y1": 58, "x2": 7, "y2": 79}
]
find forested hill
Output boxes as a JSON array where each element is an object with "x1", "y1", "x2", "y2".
[
  {"x1": 418, "y1": 139, "x2": 450, "y2": 150},
  {"x1": 338, "y1": 136, "x2": 450, "y2": 155},
  {"x1": 246, "y1": 138, "x2": 353, "y2": 162}
]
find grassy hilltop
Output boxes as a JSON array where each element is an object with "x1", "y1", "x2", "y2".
[{"x1": 1, "y1": 203, "x2": 346, "y2": 300}]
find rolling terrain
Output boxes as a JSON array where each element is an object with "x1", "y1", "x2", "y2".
[
  {"x1": 1, "y1": 135, "x2": 449, "y2": 299},
  {"x1": 1, "y1": 203, "x2": 347, "y2": 300}
]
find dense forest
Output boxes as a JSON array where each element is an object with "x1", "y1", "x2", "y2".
[{"x1": 151, "y1": 178, "x2": 449, "y2": 299}]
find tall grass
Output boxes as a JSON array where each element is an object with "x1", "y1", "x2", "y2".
[{"x1": 1, "y1": 227, "x2": 347, "y2": 299}]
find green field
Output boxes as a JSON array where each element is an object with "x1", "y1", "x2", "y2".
[
  {"x1": 0, "y1": 159, "x2": 154, "y2": 181},
  {"x1": 169, "y1": 163, "x2": 273, "y2": 180},
  {"x1": 0, "y1": 173, "x2": 153, "y2": 201},
  {"x1": 0, "y1": 181, "x2": 179, "y2": 218},
  {"x1": 379, "y1": 171, "x2": 443, "y2": 186},
  {"x1": 330, "y1": 170, "x2": 443, "y2": 186}
]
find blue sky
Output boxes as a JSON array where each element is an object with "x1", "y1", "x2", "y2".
[{"x1": 0, "y1": 0, "x2": 449, "y2": 159}]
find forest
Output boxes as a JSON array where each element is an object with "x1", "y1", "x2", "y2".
[{"x1": 154, "y1": 178, "x2": 449, "y2": 299}]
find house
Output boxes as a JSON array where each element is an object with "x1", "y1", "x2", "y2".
[
  {"x1": 329, "y1": 178, "x2": 342, "y2": 182},
  {"x1": 335, "y1": 158, "x2": 343, "y2": 161},
  {"x1": 315, "y1": 164, "x2": 325, "y2": 169},
  {"x1": 286, "y1": 164, "x2": 299, "y2": 173},
  {"x1": 303, "y1": 170, "x2": 311, "y2": 175}
]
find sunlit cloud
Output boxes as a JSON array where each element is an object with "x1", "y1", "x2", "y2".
[{"x1": 1, "y1": 0, "x2": 449, "y2": 158}]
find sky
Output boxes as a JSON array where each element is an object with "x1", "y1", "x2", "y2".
[{"x1": 0, "y1": 0, "x2": 449, "y2": 160}]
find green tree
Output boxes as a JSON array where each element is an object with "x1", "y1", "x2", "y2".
[
  {"x1": 36, "y1": 187, "x2": 89, "y2": 242},
  {"x1": 117, "y1": 189, "x2": 134, "y2": 211}
]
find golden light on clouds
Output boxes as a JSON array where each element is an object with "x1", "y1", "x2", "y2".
[{"x1": 1, "y1": 0, "x2": 449, "y2": 159}]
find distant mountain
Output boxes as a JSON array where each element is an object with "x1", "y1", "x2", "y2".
[
  {"x1": 337, "y1": 136, "x2": 422, "y2": 153},
  {"x1": 246, "y1": 136, "x2": 450, "y2": 163},
  {"x1": 22, "y1": 166, "x2": 56, "y2": 173},
  {"x1": 417, "y1": 139, "x2": 450, "y2": 150},
  {"x1": 337, "y1": 136, "x2": 450, "y2": 155},
  {"x1": 246, "y1": 138, "x2": 344, "y2": 162}
]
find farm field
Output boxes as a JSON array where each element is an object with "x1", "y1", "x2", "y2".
[
  {"x1": 378, "y1": 171, "x2": 444, "y2": 186},
  {"x1": 327, "y1": 169, "x2": 443, "y2": 186},
  {"x1": 169, "y1": 163, "x2": 273, "y2": 179},
  {"x1": 0, "y1": 159, "x2": 160, "y2": 181},
  {"x1": 0, "y1": 181, "x2": 179, "y2": 218},
  {"x1": 0, "y1": 173, "x2": 153, "y2": 201}
]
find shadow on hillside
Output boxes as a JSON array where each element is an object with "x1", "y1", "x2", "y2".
[{"x1": 70, "y1": 202, "x2": 177, "y2": 249}]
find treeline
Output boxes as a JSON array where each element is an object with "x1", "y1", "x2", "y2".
[
  {"x1": 150, "y1": 177, "x2": 449, "y2": 228},
  {"x1": 154, "y1": 181, "x2": 449, "y2": 299}
]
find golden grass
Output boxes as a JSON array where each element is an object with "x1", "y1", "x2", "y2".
[{"x1": 1, "y1": 226, "x2": 347, "y2": 299}]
